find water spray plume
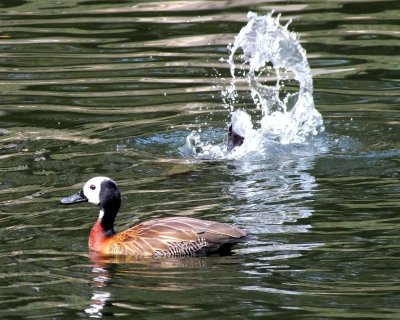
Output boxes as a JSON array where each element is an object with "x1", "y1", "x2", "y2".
[
  {"x1": 184, "y1": 11, "x2": 324, "y2": 159},
  {"x1": 227, "y1": 11, "x2": 324, "y2": 144}
]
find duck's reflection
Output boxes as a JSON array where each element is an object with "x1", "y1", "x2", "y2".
[
  {"x1": 84, "y1": 253, "x2": 215, "y2": 318},
  {"x1": 85, "y1": 266, "x2": 112, "y2": 318}
]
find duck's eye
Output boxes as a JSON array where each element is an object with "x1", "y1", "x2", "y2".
[{"x1": 90, "y1": 184, "x2": 96, "y2": 190}]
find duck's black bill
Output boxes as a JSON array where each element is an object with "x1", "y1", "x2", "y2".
[
  {"x1": 60, "y1": 190, "x2": 88, "y2": 205},
  {"x1": 227, "y1": 125, "x2": 245, "y2": 152}
]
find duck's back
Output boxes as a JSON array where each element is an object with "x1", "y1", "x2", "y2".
[{"x1": 101, "y1": 216, "x2": 247, "y2": 257}]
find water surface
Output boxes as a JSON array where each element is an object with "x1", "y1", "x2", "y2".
[{"x1": 1, "y1": 0, "x2": 400, "y2": 319}]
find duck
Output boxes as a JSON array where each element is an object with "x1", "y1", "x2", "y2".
[
  {"x1": 60, "y1": 176, "x2": 247, "y2": 257},
  {"x1": 183, "y1": 109, "x2": 253, "y2": 157},
  {"x1": 227, "y1": 110, "x2": 253, "y2": 152}
]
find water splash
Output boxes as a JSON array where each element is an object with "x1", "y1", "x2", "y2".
[
  {"x1": 183, "y1": 11, "x2": 324, "y2": 159},
  {"x1": 227, "y1": 11, "x2": 324, "y2": 144}
]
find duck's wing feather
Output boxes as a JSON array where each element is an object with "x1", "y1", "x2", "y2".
[{"x1": 102, "y1": 217, "x2": 246, "y2": 257}]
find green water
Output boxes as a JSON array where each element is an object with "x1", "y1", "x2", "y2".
[{"x1": 1, "y1": 0, "x2": 400, "y2": 319}]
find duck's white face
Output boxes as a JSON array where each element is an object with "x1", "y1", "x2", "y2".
[
  {"x1": 82, "y1": 176, "x2": 110, "y2": 205},
  {"x1": 61, "y1": 176, "x2": 121, "y2": 222},
  {"x1": 230, "y1": 109, "x2": 253, "y2": 138}
]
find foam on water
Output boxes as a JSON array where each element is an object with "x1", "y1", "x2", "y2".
[{"x1": 183, "y1": 11, "x2": 324, "y2": 159}]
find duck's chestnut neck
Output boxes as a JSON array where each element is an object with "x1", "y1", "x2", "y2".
[{"x1": 98, "y1": 179, "x2": 121, "y2": 235}]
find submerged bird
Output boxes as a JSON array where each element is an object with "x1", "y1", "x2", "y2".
[
  {"x1": 60, "y1": 177, "x2": 247, "y2": 257},
  {"x1": 227, "y1": 110, "x2": 253, "y2": 152},
  {"x1": 184, "y1": 109, "x2": 254, "y2": 156}
]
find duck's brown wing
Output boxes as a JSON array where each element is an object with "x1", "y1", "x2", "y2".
[{"x1": 102, "y1": 217, "x2": 247, "y2": 257}]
